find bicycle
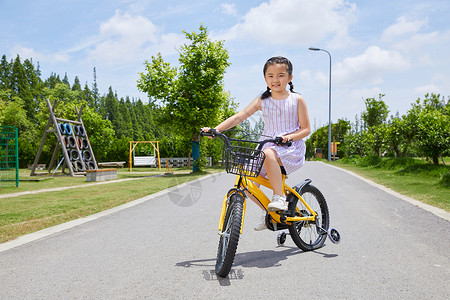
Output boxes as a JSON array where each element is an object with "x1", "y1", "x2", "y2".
[{"x1": 200, "y1": 129, "x2": 341, "y2": 278}]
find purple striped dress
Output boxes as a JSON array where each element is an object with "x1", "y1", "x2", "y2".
[{"x1": 258, "y1": 92, "x2": 306, "y2": 177}]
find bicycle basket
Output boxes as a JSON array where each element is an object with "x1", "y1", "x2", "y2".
[{"x1": 225, "y1": 141, "x2": 265, "y2": 177}]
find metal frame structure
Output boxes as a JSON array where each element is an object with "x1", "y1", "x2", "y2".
[
  {"x1": 0, "y1": 125, "x2": 19, "y2": 188},
  {"x1": 128, "y1": 141, "x2": 161, "y2": 172},
  {"x1": 30, "y1": 99, "x2": 98, "y2": 177}
]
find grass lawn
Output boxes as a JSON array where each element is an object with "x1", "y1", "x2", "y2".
[
  {"x1": 325, "y1": 157, "x2": 449, "y2": 212},
  {"x1": 0, "y1": 166, "x2": 223, "y2": 244}
]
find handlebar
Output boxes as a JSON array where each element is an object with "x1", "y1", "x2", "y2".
[{"x1": 200, "y1": 128, "x2": 292, "y2": 149}]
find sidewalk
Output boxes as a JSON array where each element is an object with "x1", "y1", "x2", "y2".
[{"x1": 0, "y1": 174, "x2": 165, "y2": 199}]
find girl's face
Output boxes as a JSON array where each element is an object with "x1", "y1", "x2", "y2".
[{"x1": 264, "y1": 63, "x2": 293, "y2": 94}]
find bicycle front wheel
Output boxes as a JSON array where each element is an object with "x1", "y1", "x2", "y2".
[
  {"x1": 288, "y1": 184, "x2": 329, "y2": 251},
  {"x1": 215, "y1": 193, "x2": 244, "y2": 277}
]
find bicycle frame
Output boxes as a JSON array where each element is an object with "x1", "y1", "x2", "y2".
[{"x1": 218, "y1": 172, "x2": 319, "y2": 232}]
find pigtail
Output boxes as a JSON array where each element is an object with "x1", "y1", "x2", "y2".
[
  {"x1": 288, "y1": 82, "x2": 295, "y2": 93},
  {"x1": 261, "y1": 86, "x2": 271, "y2": 99}
]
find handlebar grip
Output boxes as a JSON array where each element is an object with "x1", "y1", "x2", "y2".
[
  {"x1": 200, "y1": 128, "x2": 217, "y2": 137},
  {"x1": 274, "y1": 136, "x2": 292, "y2": 147}
]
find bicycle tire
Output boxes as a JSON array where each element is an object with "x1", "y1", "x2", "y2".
[
  {"x1": 215, "y1": 193, "x2": 244, "y2": 277},
  {"x1": 288, "y1": 184, "x2": 329, "y2": 251}
]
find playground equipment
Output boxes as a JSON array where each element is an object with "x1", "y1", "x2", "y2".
[
  {"x1": 128, "y1": 141, "x2": 161, "y2": 172},
  {"x1": 30, "y1": 99, "x2": 98, "y2": 177},
  {"x1": 0, "y1": 125, "x2": 19, "y2": 188},
  {"x1": 165, "y1": 157, "x2": 173, "y2": 174}
]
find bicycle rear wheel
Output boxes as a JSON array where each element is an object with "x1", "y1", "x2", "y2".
[
  {"x1": 288, "y1": 184, "x2": 329, "y2": 251},
  {"x1": 215, "y1": 193, "x2": 244, "y2": 277}
]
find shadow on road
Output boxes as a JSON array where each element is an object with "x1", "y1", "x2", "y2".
[{"x1": 175, "y1": 246, "x2": 338, "y2": 286}]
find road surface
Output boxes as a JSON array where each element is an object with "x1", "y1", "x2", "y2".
[{"x1": 0, "y1": 162, "x2": 449, "y2": 299}]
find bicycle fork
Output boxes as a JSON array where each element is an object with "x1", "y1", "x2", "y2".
[{"x1": 218, "y1": 189, "x2": 247, "y2": 234}]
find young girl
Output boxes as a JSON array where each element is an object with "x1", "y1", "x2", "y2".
[{"x1": 203, "y1": 56, "x2": 311, "y2": 230}]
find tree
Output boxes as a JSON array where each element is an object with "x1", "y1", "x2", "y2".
[
  {"x1": 361, "y1": 94, "x2": 389, "y2": 156},
  {"x1": 23, "y1": 58, "x2": 43, "y2": 120},
  {"x1": 91, "y1": 67, "x2": 99, "y2": 110},
  {"x1": 100, "y1": 87, "x2": 124, "y2": 133},
  {"x1": 44, "y1": 72, "x2": 62, "y2": 89},
  {"x1": 0, "y1": 91, "x2": 38, "y2": 167},
  {"x1": 306, "y1": 119, "x2": 350, "y2": 159},
  {"x1": 138, "y1": 25, "x2": 232, "y2": 171},
  {"x1": 0, "y1": 55, "x2": 11, "y2": 90},
  {"x1": 82, "y1": 83, "x2": 95, "y2": 109},
  {"x1": 386, "y1": 114, "x2": 408, "y2": 157},
  {"x1": 62, "y1": 72, "x2": 70, "y2": 88},
  {"x1": 411, "y1": 94, "x2": 450, "y2": 164},
  {"x1": 10, "y1": 55, "x2": 35, "y2": 119},
  {"x1": 361, "y1": 94, "x2": 389, "y2": 131},
  {"x1": 72, "y1": 76, "x2": 82, "y2": 91}
]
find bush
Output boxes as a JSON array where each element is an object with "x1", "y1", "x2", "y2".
[
  {"x1": 378, "y1": 157, "x2": 422, "y2": 170},
  {"x1": 357, "y1": 156, "x2": 382, "y2": 167},
  {"x1": 396, "y1": 164, "x2": 448, "y2": 177},
  {"x1": 439, "y1": 172, "x2": 450, "y2": 187}
]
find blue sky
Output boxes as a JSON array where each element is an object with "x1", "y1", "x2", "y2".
[{"x1": 1, "y1": 0, "x2": 449, "y2": 129}]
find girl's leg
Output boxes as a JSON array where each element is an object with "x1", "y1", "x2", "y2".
[
  {"x1": 264, "y1": 148, "x2": 287, "y2": 212},
  {"x1": 263, "y1": 148, "x2": 283, "y2": 196},
  {"x1": 244, "y1": 185, "x2": 267, "y2": 231}
]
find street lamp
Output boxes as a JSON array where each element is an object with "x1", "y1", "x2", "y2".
[{"x1": 309, "y1": 47, "x2": 332, "y2": 161}]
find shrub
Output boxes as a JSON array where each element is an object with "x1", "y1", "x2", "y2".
[
  {"x1": 439, "y1": 172, "x2": 450, "y2": 188},
  {"x1": 378, "y1": 157, "x2": 421, "y2": 170},
  {"x1": 357, "y1": 156, "x2": 382, "y2": 167}
]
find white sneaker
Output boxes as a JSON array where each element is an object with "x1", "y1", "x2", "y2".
[
  {"x1": 267, "y1": 195, "x2": 288, "y2": 212},
  {"x1": 254, "y1": 211, "x2": 267, "y2": 231}
]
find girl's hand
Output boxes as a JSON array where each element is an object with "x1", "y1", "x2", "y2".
[
  {"x1": 281, "y1": 135, "x2": 293, "y2": 143},
  {"x1": 201, "y1": 127, "x2": 215, "y2": 139}
]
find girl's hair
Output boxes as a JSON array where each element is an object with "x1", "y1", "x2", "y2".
[{"x1": 261, "y1": 56, "x2": 296, "y2": 99}]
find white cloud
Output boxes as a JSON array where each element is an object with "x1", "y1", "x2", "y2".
[
  {"x1": 381, "y1": 16, "x2": 426, "y2": 42},
  {"x1": 414, "y1": 84, "x2": 440, "y2": 96},
  {"x1": 334, "y1": 46, "x2": 410, "y2": 86},
  {"x1": 414, "y1": 73, "x2": 450, "y2": 97},
  {"x1": 221, "y1": 3, "x2": 237, "y2": 16},
  {"x1": 86, "y1": 10, "x2": 160, "y2": 67},
  {"x1": 220, "y1": 0, "x2": 356, "y2": 47},
  {"x1": 299, "y1": 69, "x2": 328, "y2": 87},
  {"x1": 68, "y1": 10, "x2": 187, "y2": 71},
  {"x1": 348, "y1": 87, "x2": 382, "y2": 101},
  {"x1": 10, "y1": 45, "x2": 69, "y2": 64}
]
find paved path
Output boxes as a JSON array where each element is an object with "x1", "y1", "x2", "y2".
[
  {"x1": 0, "y1": 173, "x2": 167, "y2": 199},
  {"x1": 0, "y1": 162, "x2": 448, "y2": 299}
]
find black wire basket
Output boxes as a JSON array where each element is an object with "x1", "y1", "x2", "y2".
[{"x1": 224, "y1": 140, "x2": 266, "y2": 177}]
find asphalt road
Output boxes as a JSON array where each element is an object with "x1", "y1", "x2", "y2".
[{"x1": 0, "y1": 162, "x2": 449, "y2": 299}]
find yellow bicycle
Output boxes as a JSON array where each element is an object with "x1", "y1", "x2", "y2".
[{"x1": 201, "y1": 129, "x2": 340, "y2": 277}]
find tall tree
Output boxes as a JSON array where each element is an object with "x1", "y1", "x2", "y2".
[
  {"x1": 138, "y1": 25, "x2": 231, "y2": 171},
  {"x1": 0, "y1": 55, "x2": 11, "y2": 91},
  {"x1": 72, "y1": 76, "x2": 82, "y2": 91},
  {"x1": 11, "y1": 55, "x2": 35, "y2": 120},
  {"x1": 44, "y1": 72, "x2": 62, "y2": 89},
  {"x1": 92, "y1": 67, "x2": 99, "y2": 110},
  {"x1": 82, "y1": 82, "x2": 95, "y2": 108},
  {"x1": 361, "y1": 94, "x2": 389, "y2": 156},
  {"x1": 361, "y1": 94, "x2": 389, "y2": 131},
  {"x1": 62, "y1": 72, "x2": 70, "y2": 88},
  {"x1": 410, "y1": 93, "x2": 450, "y2": 164}
]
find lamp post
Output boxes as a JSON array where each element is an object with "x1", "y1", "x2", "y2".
[{"x1": 309, "y1": 47, "x2": 332, "y2": 161}]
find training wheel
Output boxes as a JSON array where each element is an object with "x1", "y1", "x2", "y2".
[
  {"x1": 327, "y1": 228, "x2": 341, "y2": 244},
  {"x1": 277, "y1": 231, "x2": 287, "y2": 246}
]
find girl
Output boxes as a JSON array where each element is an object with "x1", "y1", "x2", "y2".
[{"x1": 203, "y1": 56, "x2": 311, "y2": 230}]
